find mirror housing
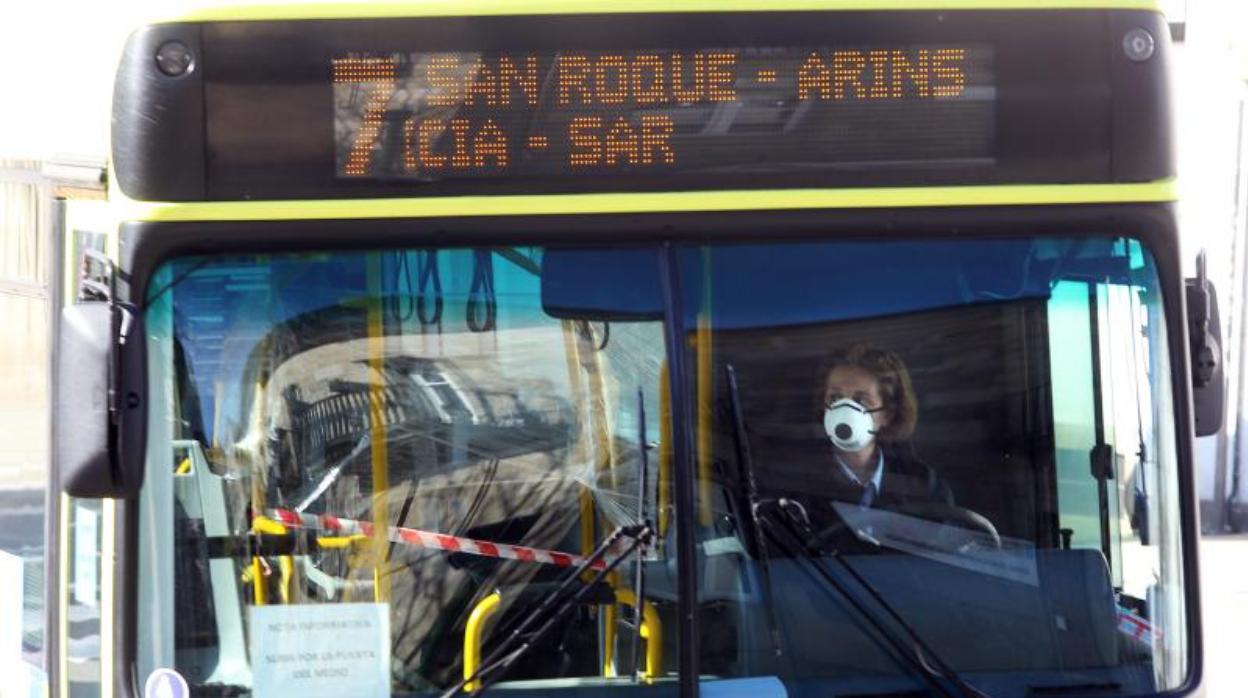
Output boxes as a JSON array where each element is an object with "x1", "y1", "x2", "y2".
[
  {"x1": 55, "y1": 301, "x2": 146, "y2": 498},
  {"x1": 1186, "y1": 251, "x2": 1224, "y2": 437}
]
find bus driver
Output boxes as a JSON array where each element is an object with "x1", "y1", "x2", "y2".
[{"x1": 779, "y1": 344, "x2": 957, "y2": 552}]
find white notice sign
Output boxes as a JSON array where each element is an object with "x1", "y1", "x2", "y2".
[
  {"x1": 249, "y1": 603, "x2": 391, "y2": 698},
  {"x1": 73, "y1": 505, "x2": 100, "y2": 606}
]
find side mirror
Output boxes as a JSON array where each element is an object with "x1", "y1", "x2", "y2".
[
  {"x1": 1185, "y1": 251, "x2": 1224, "y2": 437},
  {"x1": 55, "y1": 301, "x2": 146, "y2": 498}
]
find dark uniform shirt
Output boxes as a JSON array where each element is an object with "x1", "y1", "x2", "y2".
[{"x1": 771, "y1": 444, "x2": 954, "y2": 555}]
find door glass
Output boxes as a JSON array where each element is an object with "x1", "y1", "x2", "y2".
[{"x1": 138, "y1": 246, "x2": 678, "y2": 696}]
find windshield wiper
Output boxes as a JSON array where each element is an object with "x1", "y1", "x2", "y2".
[
  {"x1": 724, "y1": 364, "x2": 784, "y2": 658},
  {"x1": 293, "y1": 433, "x2": 370, "y2": 512},
  {"x1": 439, "y1": 522, "x2": 654, "y2": 698},
  {"x1": 629, "y1": 387, "x2": 650, "y2": 682},
  {"x1": 767, "y1": 511, "x2": 991, "y2": 698},
  {"x1": 722, "y1": 363, "x2": 990, "y2": 698}
]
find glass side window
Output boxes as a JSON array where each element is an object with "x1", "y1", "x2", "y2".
[
  {"x1": 139, "y1": 247, "x2": 677, "y2": 696},
  {"x1": 681, "y1": 238, "x2": 1186, "y2": 697}
]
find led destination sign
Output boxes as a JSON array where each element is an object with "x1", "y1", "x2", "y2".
[{"x1": 332, "y1": 45, "x2": 995, "y2": 182}]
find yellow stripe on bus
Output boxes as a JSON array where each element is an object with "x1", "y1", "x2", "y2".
[
  {"x1": 56, "y1": 495, "x2": 70, "y2": 698},
  {"x1": 113, "y1": 181, "x2": 1178, "y2": 224},
  {"x1": 161, "y1": 0, "x2": 1163, "y2": 24},
  {"x1": 100, "y1": 500, "x2": 117, "y2": 698}
]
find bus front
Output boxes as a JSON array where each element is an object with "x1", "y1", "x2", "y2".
[{"x1": 56, "y1": 2, "x2": 1213, "y2": 697}]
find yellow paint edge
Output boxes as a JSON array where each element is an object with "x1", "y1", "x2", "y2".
[
  {"x1": 365, "y1": 253, "x2": 391, "y2": 603},
  {"x1": 57, "y1": 495, "x2": 70, "y2": 698},
  {"x1": 696, "y1": 257, "x2": 714, "y2": 528},
  {"x1": 114, "y1": 181, "x2": 1178, "y2": 223},
  {"x1": 162, "y1": 0, "x2": 1162, "y2": 24},
  {"x1": 100, "y1": 500, "x2": 117, "y2": 698}
]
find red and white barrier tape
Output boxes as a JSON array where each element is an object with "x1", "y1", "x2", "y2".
[
  {"x1": 263, "y1": 507, "x2": 608, "y2": 570},
  {"x1": 1117, "y1": 607, "x2": 1161, "y2": 642},
  {"x1": 259, "y1": 508, "x2": 1166, "y2": 637}
]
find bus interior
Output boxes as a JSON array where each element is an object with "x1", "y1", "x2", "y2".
[{"x1": 151, "y1": 234, "x2": 1185, "y2": 697}]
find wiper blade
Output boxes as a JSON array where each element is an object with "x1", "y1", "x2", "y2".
[
  {"x1": 439, "y1": 522, "x2": 654, "y2": 698},
  {"x1": 721, "y1": 364, "x2": 987, "y2": 698},
  {"x1": 724, "y1": 364, "x2": 784, "y2": 657},
  {"x1": 293, "y1": 434, "x2": 370, "y2": 512},
  {"x1": 629, "y1": 387, "x2": 650, "y2": 682}
]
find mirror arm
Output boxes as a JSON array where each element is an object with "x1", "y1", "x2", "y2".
[
  {"x1": 1185, "y1": 250, "x2": 1225, "y2": 437},
  {"x1": 1188, "y1": 253, "x2": 1220, "y2": 387}
]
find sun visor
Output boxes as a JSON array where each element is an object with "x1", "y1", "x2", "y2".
[{"x1": 541, "y1": 248, "x2": 665, "y2": 321}]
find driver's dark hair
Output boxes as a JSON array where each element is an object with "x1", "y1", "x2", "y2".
[{"x1": 817, "y1": 343, "x2": 918, "y2": 442}]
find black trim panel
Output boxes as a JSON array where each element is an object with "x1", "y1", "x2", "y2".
[
  {"x1": 112, "y1": 24, "x2": 206, "y2": 201},
  {"x1": 660, "y1": 243, "x2": 700, "y2": 698},
  {"x1": 111, "y1": 9, "x2": 1174, "y2": 202},
  {"x1": 1110, "y1": 11, "x2": 1174, "y2": 180}
]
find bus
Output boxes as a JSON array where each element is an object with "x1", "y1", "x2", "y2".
[{"x1": 47, "y1": 1, "x2": 1222, "y2": 697}]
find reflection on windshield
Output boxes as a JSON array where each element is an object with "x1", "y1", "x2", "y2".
[
  {"x1": 151, "y1": 248, "x2": 675, "y2": 696},
  {"x1": 139, "y1": 239, "x2": 1187, "y2": 697},
  {"x1": 683, "y1": 239, "x2": 1185, "y2": 696}
]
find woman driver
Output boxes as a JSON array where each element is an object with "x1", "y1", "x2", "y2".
[{"x1": 792, "y1": 344, "x2": 954, "y2": 546}]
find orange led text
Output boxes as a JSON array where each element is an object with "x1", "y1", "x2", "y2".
[{"x1": 797, "y1": 48, "x2": 968, "y2": 100}]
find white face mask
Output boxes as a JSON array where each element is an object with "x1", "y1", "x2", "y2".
[{"x1": 823, "y1": 398, "x2": 879, "y2": 453}]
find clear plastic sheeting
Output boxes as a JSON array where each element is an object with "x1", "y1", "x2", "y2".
[{"x1": 151, "y1": 248, "x2": 678, "y2": 694}]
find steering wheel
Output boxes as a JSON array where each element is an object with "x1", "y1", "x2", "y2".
[
  {"x1": 893, "y1": 501, "x2": 1001, "y2": 551},
  {"x1": 812, "y1": 501, "x2": 1001, "y2": 552}
]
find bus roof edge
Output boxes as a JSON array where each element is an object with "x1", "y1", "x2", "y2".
[{"x1": 153, "y1": 0, "x2": 1164, "y2": 24}]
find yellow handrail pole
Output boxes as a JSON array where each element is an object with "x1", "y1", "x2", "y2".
[
  {"x1": 641, "y1": 602, "x2": 662, "y2": 680},
  {"x1": 579, "y1": 490, "x2": 596, "y2": 561},
  {"x1": 583, "y1": 323, "x2": 619, "y2": 488},
  {"x1": 366, "y1": 252, "x2": 391, "y2": 602},
  {"x1": 250, "y1": 515, "x2": 289, "y2": 606},
  {"x1": 612, "y1": 589, "x2": 663, "y2": 679},
  {"x1": 657, "y1": 363, "x2": 672, "y2": 540},
  {"x1": 602, "y1": 603, "x2": 618, "y2": 677},
  {"x1": 252, "y1": 515, "x2": 288, "y2": 536},
  {"x1": 696, "y1": 250, "x2": 714, "y2": 527},
  {"x1": 239, "y1": 378, "x2": 273, "y2": 604},
  {"x1": 464, "y1": 591, "x2": 503, "y2": 692},
  {"x1": 250, "y1": 558, "x2": 267, "y2": 606},
  {"x1": 562, "y1": 321, "x2": 596, "y2": 559},
  {"x1": 278, "y1": 556, "x2": 294, "y2": 604},
  {"x1": 580, "y1": 318, "x2": 623, "y2": 661},
  {"x1": 317, "y1": 534, "x2": 367, "y2": 549}
]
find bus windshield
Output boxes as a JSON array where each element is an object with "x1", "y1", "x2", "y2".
[{"x1": 137, "y1": 236, "x2": 1189, "y2": 697}]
